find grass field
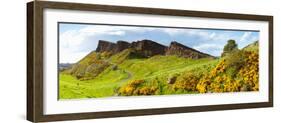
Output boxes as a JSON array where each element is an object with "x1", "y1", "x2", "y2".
[{"x1": 59, "y1": 69, "x2": 129, "y2": 99}]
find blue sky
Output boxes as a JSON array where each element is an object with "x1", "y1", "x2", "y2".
[{"x1": 59, "y1": 23, "x2": 259, "y2": 63}]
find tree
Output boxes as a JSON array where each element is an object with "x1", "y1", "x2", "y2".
[{"x1": 221, "y1": 39, "x2": 238, "y2": 57}]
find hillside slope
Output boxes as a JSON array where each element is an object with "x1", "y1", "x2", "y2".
[
  {"x1": 59, "y1": 40, "x2": 258, "y2": 99},
  {"x1": 60, "y1": 53, "x2": 217, "y2": 99},
  {"x1": 243, "y1": 41, "x2": 259, "y2": 52},
  {"x1": 63, "y1": 39, "x2": 215, "y2": 80}
]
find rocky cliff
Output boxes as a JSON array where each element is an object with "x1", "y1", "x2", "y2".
[
  {"x1": 95, "y1": 39, "x2": 214, "y2": 59},
  {"x1": 130, "y1": 39, "x2": 167, "y2": 57},
  {"x1": 166, "y1": 41, "x2": 214, "y2": 59},
  {"x1": 96, "y1": 40, "x2": 117, "y2": 53},
  {"x1": 96, "y1": 39, "x2": 166, "y2": 57},
  {"x1": 115, "y1": 40, "x2": 131, "y2": 53}
]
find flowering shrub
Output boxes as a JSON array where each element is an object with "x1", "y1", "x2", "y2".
[
  {"x1": 118, "y1": 79, "x2": 159, "y2": 96},
  {"x1": 118, "y1": 80, "x2": 144, "y2": 96},
  {"x1": 118, "y1": 48, "x2": 258, "y2": 96},
  {"x1": 196, "y1": 50, "x2": 259, "y2": 93},
  {"x1": 173, "y1": 72, "x2": 200, "y2": 92},
  {"x1": 139, "y1": 86, "x2": 158, "y2": 95},
  {"x1": 238, "y1": 51, "x2": 259, "y2": 91}
]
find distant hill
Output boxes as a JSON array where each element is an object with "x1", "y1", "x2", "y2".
[{"x1": 59, "y1": 63, "x2": 73, "y2": 71}]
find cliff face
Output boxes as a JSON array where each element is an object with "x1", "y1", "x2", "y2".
[
  {"x1": 166, "y1": 41, "x2": 214, "y2": 59},
  {"x1": 130, "y1": 39, "x2": 167, "y2": 57},
  {"x1": 115, "y1": 41, "x2": 131, "y2": 53},
  {"x1": 96, "y1": 40, "x2": 131, "y2": 54},
  {"x1": 95, "y1": 40, "x2": 214, "y2": 59},
  {"x1": 96, "y1": 39, "x2": 167, "y2": 57},
  {"x1": 96, "y1": 40, "x2": 117, "y2": 53}
]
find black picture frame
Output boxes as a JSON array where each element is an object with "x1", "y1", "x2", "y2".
[{"x1": 27, "y1": 1, "x2": 273, "y2": 122}]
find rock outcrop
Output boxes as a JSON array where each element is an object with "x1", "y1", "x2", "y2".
[
  {"x1": 166, "y1": 41, "x2": 214, "y2": 59},
  {"x1": 130, "y1": 39, "x2": 167, "y2": 57},
  {"x1": 95, "y1": 40, "x2": 214, "y2": 59},
  {"x1": 96, "y1": 40, "x2": 117, "y2": 53},
  {"x1": 115, "y1": 40, "x2": 131, "y2": 53},
  {"x1": 96, "y1": 40, "x2": 131, "y2": 54}
]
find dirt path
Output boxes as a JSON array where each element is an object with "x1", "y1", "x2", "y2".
[
  {"x1": 119, "y1": 69, "x2": 133, "y2": 83},
  {"x1": 107, "y1": 60, "x2": 133, "y2": 84}
]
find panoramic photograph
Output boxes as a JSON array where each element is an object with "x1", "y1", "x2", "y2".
[{"x1": 58, "y1": 23, "x2": 259, "y2": 99}]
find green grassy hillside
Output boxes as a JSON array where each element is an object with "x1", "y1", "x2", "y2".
[
  {"x1": 59, "y1": 41, "x2": 259, "y2": 99},
  {"x1": 59, "y1": 50, "x2": 218, "y2": 99}
]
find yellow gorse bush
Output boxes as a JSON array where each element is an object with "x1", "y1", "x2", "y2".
[
  {"x1": 196, "y1": 50, "x2": 259, "y2": 93},
  {"x1": 238, "y1": 51, "x2": 259, "y2": 91},
  {"x1": 118, "y1": 80, "x2": 144, "y2": 96},
  {"x1": 139, "y1": 86, "x2": 157, "y2": 95},
  {"x1": 118, "y1": 80, "x2": 158, "y2": 96},
  {"x1": 118, "y1": 49, "x2": 258, "y2": 96},
  {"x1": 173, "y1": 72, "x2": 200, "y2": 91}
]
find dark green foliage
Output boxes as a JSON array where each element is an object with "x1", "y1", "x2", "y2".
[
  {"x1": 224, "y1": 50, "x2": 245, "y2": 71},
  {"x1": 222, "y1": 39, "x2": 238, "y2": 57}
]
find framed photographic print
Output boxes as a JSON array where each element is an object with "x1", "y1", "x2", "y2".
[{"x1": 27, "y1": 1, "x2": 273, "y2": 122}]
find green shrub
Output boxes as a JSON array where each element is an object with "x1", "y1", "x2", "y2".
[{"x1": 221, "y1": 39, "x2": 238, "y2": 57}]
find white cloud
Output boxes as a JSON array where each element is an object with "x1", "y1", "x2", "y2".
[
  {"x1": 59, "y1": 50, "x2": 89, "y2": 63},
  {"x1": 108, "y1": 30, "x2": 126, "y2": 36},
  {"x1": 193, "y1": 43, "x2": 223, "y2": 50},
  {"x1": 240, "y1": 32, "x2": 252, "y2": 42},
  {"x1": 60, "y1": 25, "x2": 153, "y2": 49},
  {"x1": 59, "y1": 24, "x2": 258, "y2": 62},
  {"x1": 60, "y1": 30, "x2": 86, "y2": 48},
  {"x1": 249, "y1": 35, "x2": 258, "y2": 42},
  {"x1": 162, "y1": 28, "x2": 183, "y2": 36},
  {"x1": 163, "y1": 29, "x2": 220, "y2": 41},
  {"x1": 193, "y1": 43, "x2": 224, "y2": 56},
  {"x1": 59, "y1": 25, "x2": 157, "y2": 63},
  {"x1": 209, "y1": 32, "x2": 216, "y2": 39}
]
